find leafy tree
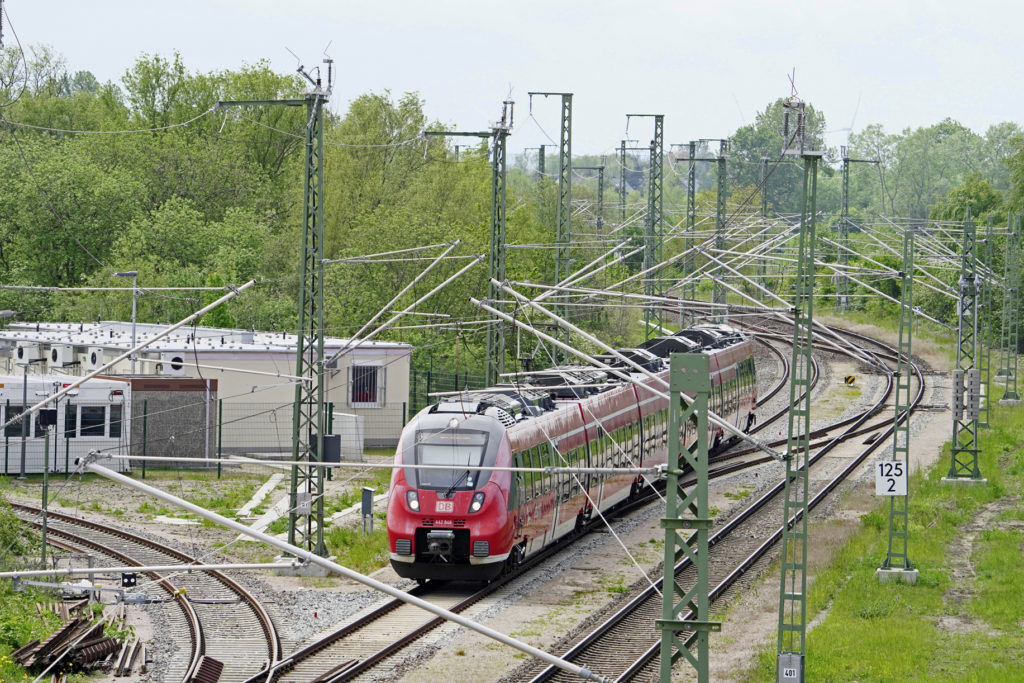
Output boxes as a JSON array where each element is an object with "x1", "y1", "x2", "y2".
[
  {"x1": 929, "y1": 172, "x2": 1003, "y2": 222},
  {"x1": 728, "y1": 98, "x2": 830, "y2": 214},
  {"x1": 0, "y1": 137, "x2": 143, "y2": 286}
]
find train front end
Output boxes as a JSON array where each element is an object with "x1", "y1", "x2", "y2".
[{"x1": 387, "y1": 404, "x2": 514, "y2": 582}]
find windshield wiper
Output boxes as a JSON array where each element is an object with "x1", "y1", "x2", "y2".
[{"x1": 443, "y1": 469, "x2": 471, "y2": 497}]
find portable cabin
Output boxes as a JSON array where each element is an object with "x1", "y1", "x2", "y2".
[{"x1": 0, "y1": 374, "x2": 131, "y2": 476}]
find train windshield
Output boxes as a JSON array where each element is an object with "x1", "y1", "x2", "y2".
[{"x1": 411, "y1": 429, "x2": 489, "y2": 491}]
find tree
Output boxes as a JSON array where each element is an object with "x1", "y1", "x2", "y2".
[
  {"x1": 728, "y1": 98, "x2": 830, "y2": 214},
  {"x1": 929, "y1": 172, "x2": 1003, "y2": 223},
  {"x1": 0, "y1": 137, "x2": 143, "y2": 287}
]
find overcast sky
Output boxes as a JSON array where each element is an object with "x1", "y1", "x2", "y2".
[{"x1": 8, "y1": 1, "x2": 1023, "y2": 159}]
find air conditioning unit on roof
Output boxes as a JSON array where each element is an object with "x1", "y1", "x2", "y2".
[
  {"x1": 49, "y1": 344, "x2": 75, "y2": 367},
  {"x1": 15, "y1": 342, "x2": 42, "y2": 365},
  {"x1": 86, "y1": 347, "x2": 106, "y2": 370},
  {"x1": 157, "y1": 352, "x2": 186, "y2": 376}
]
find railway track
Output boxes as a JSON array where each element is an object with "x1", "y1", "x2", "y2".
[
  {"x1": 513, "y1": 323, "x2": 924, "y2": 682},
  {"x1": 235, "y1": 329, "x2": 797, "y2": 683},
  {"x1": 14, "y1": 504, "x2": 280, "y2": 682}
]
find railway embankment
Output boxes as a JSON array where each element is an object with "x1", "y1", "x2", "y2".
[{"x1": 731, "y1": 381, "x2": 1024, "y2": 681}]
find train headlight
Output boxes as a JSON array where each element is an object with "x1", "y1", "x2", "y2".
[
  {"x1": 406, "y1": 490, "x2": 420, "y2": 512},
  {"x1": 469, "y1": 491, "x2": 485, "y2": 513}
]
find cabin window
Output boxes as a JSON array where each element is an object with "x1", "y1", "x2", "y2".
[
  {"x1": 80, "y1": 406, "x2": 106, "y2": 437},
  {"x1": 349, "y1": 364, "x2": 386, "y2": 407},
  {"x1": 63, "y1": 405, "x2": 119, "y2": 439},
  {"x1": 4, "y1": 406, "x2": 42, "y2": 438},
  {"x1": 110, "y1": 405, "x2": 123, "y2": 439}
]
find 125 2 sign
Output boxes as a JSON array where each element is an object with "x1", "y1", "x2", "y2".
[{"x1": 875, "y1": 460, "x2": 907, "y2": 496}]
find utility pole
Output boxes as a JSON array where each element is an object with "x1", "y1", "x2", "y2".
[
  {"x1": 944, "y1": 206, "x2": 985, "y2": 485},
  {"x1": 424, "y1": 101, "x2": 513, "y2": 386},
  {"x1": 999, "y1": 213, "x2": 1021, "y2": 405},
  {"x1": 777, "y1": 96, "x2": 821, "y2": 683},
  {"x1": 877, "y1": 226, "x2": 918, "y2": 583},
  {"x1": 658, "y1": 354, "x2": 719, "y2": 682},
  {"x1": 115, "y1": 271, "x2": 138, "y2": 374},
  {"x1": 529, "y1": 93, "x2": 573, "y2": 363},
  {"x1": 628, "y1": 114, "x2": 664, "y2": 339},
  {"x1": 219, "y1": 56, "x2": 333, "y2": 556}
]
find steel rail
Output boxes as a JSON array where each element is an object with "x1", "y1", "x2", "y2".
[
  {"x1": 523, "y1": 325, "x2": 918, "y2": 682},
  {"x1": 13, "y1": 504, "x2": 281, "y2": 682}
]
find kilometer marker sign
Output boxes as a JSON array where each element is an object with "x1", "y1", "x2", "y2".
[{"x1": 875, "y1": 460, "x2": 907, "y2": 496}]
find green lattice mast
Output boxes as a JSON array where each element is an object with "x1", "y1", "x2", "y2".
[
  {"x1": 628, "y1": 114, "x2": 664, "y2": 339},
  {"x1": 220, "y1": 62, "x2": 332, "y2": 556},
  {"x1": 945, "y1": 207, "x2": 984, "y2": 484},
  {"x1": 529, "y1": 92, "x2": 573, "y2": 363},
  {"x1": 777, "y1": 96, "x2": 821, "y2": 683},
  {"x1": 713, "y1": 141, "x2": 728, "y2": 322},
  {"x1": 658, "y1": 354, "x2": 719, "y2": 682},
  {"x1": 879, "y1": 227, "x2": 915, "y2": 577},
  {"x1": 1000, "y1": 214, "x2": 1021, "y2": 404},
  {"x1": 977, "y1": 222, "x2": 994, "y2": 428}
]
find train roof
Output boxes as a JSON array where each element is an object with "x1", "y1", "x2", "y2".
[{"x1": 416, "y1": 324, "x2": 752, "y2": 428}]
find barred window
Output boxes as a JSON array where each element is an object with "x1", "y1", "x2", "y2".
[{"x1": 349, "y1": 364, "x2": 386, "y2": 407}]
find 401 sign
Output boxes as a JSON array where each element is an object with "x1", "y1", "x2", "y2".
[{"x1": 875, "y1": 460, "x2": 907, "y2": 496}]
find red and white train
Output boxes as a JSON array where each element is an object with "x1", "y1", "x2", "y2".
[{"x1": 386, "y1": 324, "x2": 757, "y2": 582}]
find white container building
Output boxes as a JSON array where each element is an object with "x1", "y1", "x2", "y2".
[{"x1": 0, "y1": 374, "x2": 131, "y2": 476}]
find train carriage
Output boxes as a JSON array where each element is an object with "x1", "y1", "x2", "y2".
[{"x1": 386, "y1": 324, "x2": 757, "y2": 582}]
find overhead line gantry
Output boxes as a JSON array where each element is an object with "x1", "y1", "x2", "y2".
[
  {"x1": 529, "y1": 92, "x2": 573, "y2": 363},
  {"x1": 424, "y1": 100, "x2": 513, "y2": 386},
  {"x1": 627, "y1": 114, "x2": 664, "y2": 339},
  {"x1": 218, "y1": 57, "x2": 332, "y2": 557}
]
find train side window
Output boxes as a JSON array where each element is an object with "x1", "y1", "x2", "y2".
[
  {"x1": 544, "y1": 443, "x2": 556, "y2": 494},
  {"x1": 520, "y1": 450, "x2": 531, "y2": 500},
  {"x1": 516, "y1": 454, "x2": 524, "y2": 501}
]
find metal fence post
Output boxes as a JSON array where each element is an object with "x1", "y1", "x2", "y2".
[
  {"x1": 3, "y1": 399, "x2": 8, "y2": 475},
  {"x1": 217, "y1": 398, "x2": 223, "y2": 479},
  {"x1": 64, "y1": 401, "x2": 71, "y2": 478},
  {"x1": 326, "y1": 402, "x2": 334, "y2": 481},
  {"x1": 141, "y1": 399, "x2": 148, "y2": 479}
]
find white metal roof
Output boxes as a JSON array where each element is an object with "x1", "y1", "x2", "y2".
[{"x1": 0, "y1": 321, "x2": 411, "y2": 355}]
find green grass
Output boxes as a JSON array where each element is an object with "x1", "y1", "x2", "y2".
[
  {"x1": 324, "y1": 519, "x2": 389, "y2": 575},
  {"x1": 742, "y1": 391, "x2": 1024, "y2": 682},
  {"x1": 0, "y1": 582, "x2": 63, "y2": 681}
]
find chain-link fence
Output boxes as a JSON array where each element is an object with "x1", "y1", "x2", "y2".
[{"x1": 409, "y1": 369, "x2": 487, "y2": 414}]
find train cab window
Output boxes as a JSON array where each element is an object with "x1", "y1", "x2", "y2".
[{"x1": 410, "y1": 429, "x2": 489, "y2": 490}]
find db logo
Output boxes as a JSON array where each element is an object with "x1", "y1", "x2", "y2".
[{"x1": 435, "y1": 501, "x2": 454, "y2": 513}]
